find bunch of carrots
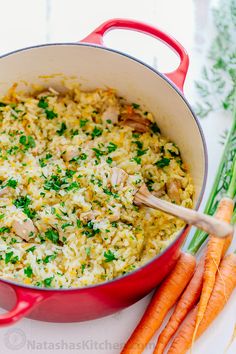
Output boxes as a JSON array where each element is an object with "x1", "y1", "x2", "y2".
[{"x1": 121, "y1": 124, "x2": 236, "y2": 352}]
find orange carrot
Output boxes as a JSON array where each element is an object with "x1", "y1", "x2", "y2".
[
  {"x1": 192, "y1": 197, "x2": 234, "y2": 343},
  {"x1": 121, "y1": 253, "x2": 196, "y2": 354},
  {"x1": 167, "y1": 252, "x2": 236, "y2": 354},
  {"x1": 126, "y1": 105, "x2": 134, "y2": 115},
  {"x1": 222, "y1": 233, "x2": 233, "y2": 255},
  {"x1": 153, "y1": 200, "x2": 233, "y2": 354},
  {"x1": 153, "y1": 255, "x2": 205, "y2": 354}
]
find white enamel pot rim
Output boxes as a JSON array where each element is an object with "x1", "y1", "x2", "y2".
[{"x1": 0, "y1": 19, "x2": 208, "y2": 293}]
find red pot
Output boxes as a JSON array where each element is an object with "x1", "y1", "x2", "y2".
[{"x1": 0, "y1": 19, "x2": 207, "y2": 326}]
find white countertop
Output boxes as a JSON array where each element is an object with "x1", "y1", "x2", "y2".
[{"x1": 0, "y1": 0, "x2": 235, "y2": 353}]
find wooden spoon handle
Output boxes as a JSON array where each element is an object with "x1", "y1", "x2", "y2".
[{"x1": 135, "y1": 186, "x2": 233, "y2": 238}]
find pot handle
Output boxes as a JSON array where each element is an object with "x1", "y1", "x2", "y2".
[
  {"x1": 81, "y1": 18, "x2": 189, "y2": 91},
  {"x1": 0, "y1": 286, "x2": 44, "y2": 326}
]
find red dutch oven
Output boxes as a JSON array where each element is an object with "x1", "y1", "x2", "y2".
[{"x1": 0, "y1": 19, "x2": 207, "y2": 326}]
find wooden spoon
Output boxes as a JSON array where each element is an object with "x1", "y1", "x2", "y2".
[{"x1": 134, "y1": 184, "x2": 233, "y2": 238}]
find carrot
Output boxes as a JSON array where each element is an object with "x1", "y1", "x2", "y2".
[
  {"x1": 222, "y1": 232, "x2": 233, "y2": 255},
  {"x1": 126, "y1": 105, "x2": 134, "y2": 115},
  {"x1": 122, "y1": 155, "x2": 235, "y2": 354},
  {"x1": 167, "y1": 252, "x2": 236, "y2": 354},
  {"x1": 153, "y1": 199, "x2": 233, "y2": 354},
  {"x1": 192, "y1": 197, "x2": 234, "y2": 343},
  {"x1": 153, "y1": 255, "x2": 205, "y2": 354},
  {"x1": 121, "y1": 253, "x2": 196, "y2": 354}
]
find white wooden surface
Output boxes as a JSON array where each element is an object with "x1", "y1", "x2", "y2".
[{"x1": 0, "y1": 0, "x2": 235, "y2": 353}]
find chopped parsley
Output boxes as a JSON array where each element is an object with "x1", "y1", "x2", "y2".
[
  {"x1": 168, "y1": 145, "x2": 180, "y2": 157},
  {"x1": 45, "y1": 229, "x2": 59, "y2": 244},
  {"x1": 146, "y1": 179, "x2": 154, "y2": 191},
  {"x1": 43, "y1": 254, "x2": 57, "y2": 263},
  {"x1": 65, "y1": 169, "x2": 76, "y2": 178},
  {"x1": 92, "y1": 148, "x2": 104, "y2": 158},
  {"x1": 91, "y1": 126, "x2": 103, "y2": 139},
  {"x1": 150, "y1": 122, "x2": 161, "y2": 134},
  {"x1": 79, "y1": 153, "x2": 87, "y2": 160},
  {"x1": 13, "y1": 195, "x2": 36, "y2": 219},
  {"x1": 76, "y1": 219, "x2": 82, "y2": 228},
  {"x1": 56, "y1": 122, "x2": 67, "y2": 136},
  {"x1": 39, "y1": 153, "x2": 52, "y2": 167},
  {"x1": 132, "y1": 103, "x2": 140, "y2": 109},
  {"x1": 26, "y1": 246, "x2": 36, "y2": 253},
  {"x1": 70, "y1": 129, "x2": 79, "y2": 137},
  {"x1": 13, "y1": 195, "x2": 29, "y2": 209},
  {"x1": 104, "y1": 250, "x2": 117, "y2": 262},
  {"x1": 38, "y1": 98, "x2": 48, "y2": 109},
  {"x1": 45, "y1": 109, "x2": 57, "y2": 120},
  {"x1": 81, "y1": 264, "x2": 86, "y2": 274},
  {"x1": 132, "y1": 140, "x2": 143, "y2": 149},
  {"x1": 5, "y1": 252, "x2": 18, "y2": 264},
  {"x1": 39, "y1": 159, "x2": 46, "y2": 167},
  {"x1": 85, "y1": 247, "x2": 91, "y2": 256},
  {"x1": 65, "y1": 181, "x2": 80, "y2": 191},
  {"x1": 131, "y1": 156, "x2": 142, "y2": 165},
  {"x1": 103, "y1": 188, "x2": 119, "y2": 198},
  {"x1": 106, "y1": 157, "x2": 113, "y2": 164},
  {"x1": 5, "y1": 252, "x2": 13, "y2": 264},
  {"x1": 24, "y1": 265, "x2": 33, "y2": 278},
  {"x1": 7, "y1": 146, "x2": 19, "y2": 155},
  {"x1": 43, "y1": 276, "x2": 54, "y2": 287},
  {"x1": 61, "y1": 222, "x2": 73, "y2": 230},
  {"x1": 80, "y1": 119, "x2": 88, "y2": 128},
  {"x1": 44, "y1": 175, "x2": 64, "y2": 192},
  {"x1": 107, "y1": 142, "x2": 117, "y2": 153},
  {"x1": 6, "y1": 178, "x2": 18, "y2": 189},
  {"x1": 82, "y1": 221, "x2": 100, "y2": 238},
  {"x1": 82, "y1": 230, "x2": 98, "y2": 238},
  {"x1": 70, "y1": 153, "x2": 87, "y2": 162},
  {"x1": 90, "y1": 176, "x2": 103, "y2": 187},
  {"x1": 0, "y1": 226, "x2": 10, "y2": 233},
  {"x1": 19, "y1": 135, "x2": 36, "y2": 150},
  {"x1": 137, "y1": 148, "x2": 148, "y2": 157},
  {"x1": 155, "y1": 157, "x2": 170, "y2": 168}
]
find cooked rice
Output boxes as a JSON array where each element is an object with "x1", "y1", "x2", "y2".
[{"x1": 0, "y1": 84, "x2": 194, "y2": 288}]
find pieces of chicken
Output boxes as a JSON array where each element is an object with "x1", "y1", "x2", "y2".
[
  {"x1": 110, "y1": 167, "x2": 128, "y2": 188},
  {"x1": 122, "y1": 113, "x2": 150, "y2": 133},
  {"x1": 63, "y1": 147, "x2": 79, "y2": 162},
  {"x1": 0, "y1": 187, "x2": 9, "y2": 197},
  {"x1": 107, "y1": 206, "x2": 120, "y2": 222},
  {"x1": 80, "y1": 210, "x2": 99, "y2": 223},
  {"x1": 166, "y1": 178, "x2": 182, "y2": 204},
  {"x1": 12, "y1": 217, "x2": 36, "y2": 241},
  {"x1": 101, "y1": 105, "x2": 119, "y2": 124},
  {"x1": 152, "y1": 186, "x2": 166, "y2": 198}
]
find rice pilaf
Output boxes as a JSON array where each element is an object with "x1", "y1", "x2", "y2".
[{"x1": 0, "y1": 84, "x2": 193, "y2": 288}]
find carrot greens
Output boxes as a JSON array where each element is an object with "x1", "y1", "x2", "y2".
[
  {"x1": 188, "y1": 0, "x2": 236, "y2": 255},
  {"x1": 194, "y1": 0, "x2": 236, "y2": 117}
]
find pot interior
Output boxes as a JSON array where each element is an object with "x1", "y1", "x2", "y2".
[{"x1": 0, "y1": 44, "x2": 206, "y2": 204}]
